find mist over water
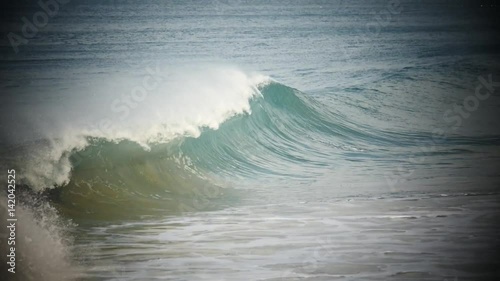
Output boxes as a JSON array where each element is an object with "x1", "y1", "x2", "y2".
[{"x1": 1, "y1": 0, "x2": 500, "y2": 280}]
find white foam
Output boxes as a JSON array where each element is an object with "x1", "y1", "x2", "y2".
[
  {"x1": 0, "y1": 198, "x2": 83, "y2": 280},
  {"x1": 81, "y1": 66, "x2": 270, "y2": 146},
  {"x1": 13, "y1": 66, "x2": 270, "y2": 190}
]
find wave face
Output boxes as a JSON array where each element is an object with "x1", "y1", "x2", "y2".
[
  {"x1": 5, "y1": 68, "x2": 367, "y2": 219},
  {"x1": 6, "y1": 67, "x2": 269, "y2": 191},
  {"x1": 23, "y1": 76, "x2": 371, "y2": 220}
]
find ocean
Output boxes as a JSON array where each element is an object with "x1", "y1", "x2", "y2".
[{"x1": 1, "y1": 0, "x2": 500, "y2": 280}]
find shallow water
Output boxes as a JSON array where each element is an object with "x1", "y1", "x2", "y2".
[{"x1": 76, "y1": 193, "x2": 500, "y2": 281}]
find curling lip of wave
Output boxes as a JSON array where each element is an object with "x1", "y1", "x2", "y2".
[
  {"x1": 42, "y1": 79, "x2": 345, "y2": 219},
  {"x1": 11, "y1": 69, "x2": 272, "y2": 191}
]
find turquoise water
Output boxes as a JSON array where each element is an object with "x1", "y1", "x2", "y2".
[{"x1": 1, "y1": 0, "x2": 500, "y2": 280}]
